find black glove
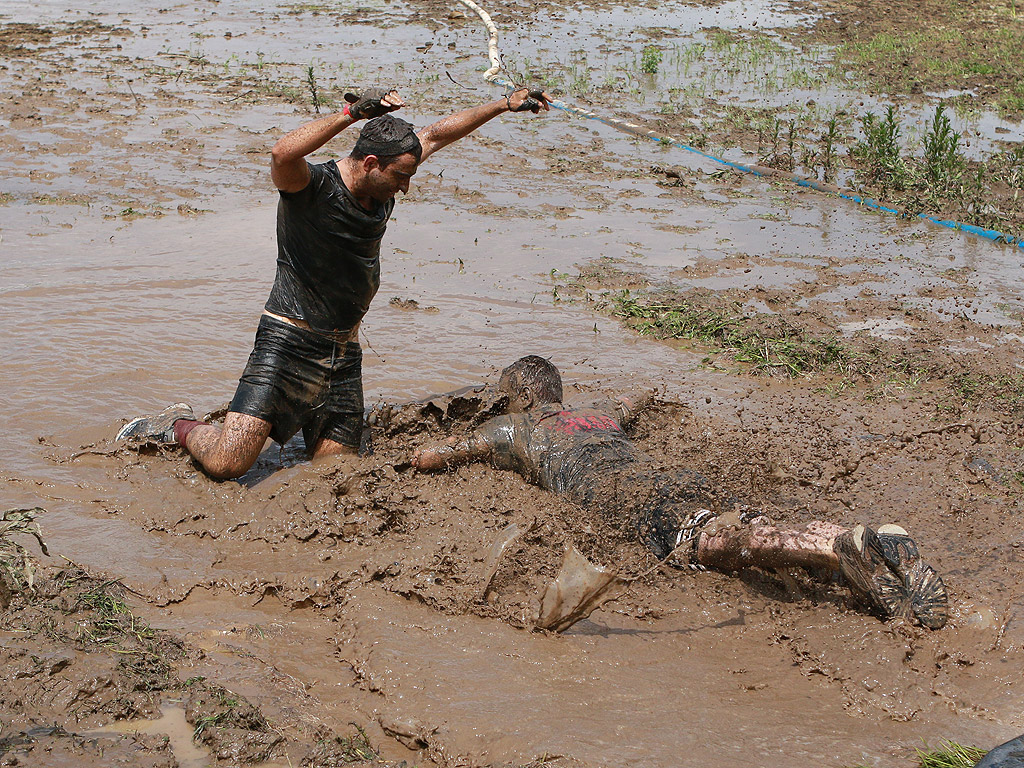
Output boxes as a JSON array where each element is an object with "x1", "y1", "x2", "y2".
[
  {"x1": 507, "y1": 88, "x2": 547, "y2": 113},
  {"x1": 344, "y1": 88, "x2": 398, "y2": 120}
]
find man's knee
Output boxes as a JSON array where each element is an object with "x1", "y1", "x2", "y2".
[
  {"x1": 186, "y1": 412, "x2": 271, "y2": 480},
  {"x1": 311, "y1": 437, "x2": 358, "y2": 459},
  {"x1": 201, "y1": 453, "x2": 258, "y2": 480}
]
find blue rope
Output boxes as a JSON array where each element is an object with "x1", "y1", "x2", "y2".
[{"x1": 494, "y1": 77, "x2": 1023, "y2": 250}]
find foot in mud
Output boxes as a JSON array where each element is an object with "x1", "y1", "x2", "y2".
[
  {"x1": 834, "y1": 523, "x2": 949, "y2": 629},
  {"x1": 116, "y1": 402, "x2": 195, "y2": 444}
]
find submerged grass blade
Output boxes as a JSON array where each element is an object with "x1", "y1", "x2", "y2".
[{"x1": 915, "y1": 740, "x2": 987, "y2": 768}]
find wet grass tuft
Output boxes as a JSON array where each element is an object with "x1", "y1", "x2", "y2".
[
  {"x1": 915, "y1": 740, "x2": 987, "y2": 768},
  {"x1": 75, "y1": 579, "x2": 156, "y2": 646},
  {"x1": 303, "y1": 725, "x2": 378, "y2": 766},
  {"x1": 0, "y1": 507, "x2": 48, "y2": 595}
]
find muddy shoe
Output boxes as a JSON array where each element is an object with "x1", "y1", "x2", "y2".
[
  {"x1": 116, "y1": 402, "x2": 195, "y2": 444},
  {"x1": 874, "y1": 523, "x2": 950, "y2": 630},
  {"x1": 834, "y1": 523, "x2": 949, "y2": 629}
]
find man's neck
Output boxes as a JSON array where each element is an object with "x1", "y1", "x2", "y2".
[{"x1": 338, "y1": 157, "x2": 377, "y2": 212}]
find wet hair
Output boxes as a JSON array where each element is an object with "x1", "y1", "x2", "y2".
[
  {"x1": 351, "y1": 114, "x2": 422, "y2": 165},
  {"x1": 500, "y1": 355, "x2": 563, "y2": 406}
]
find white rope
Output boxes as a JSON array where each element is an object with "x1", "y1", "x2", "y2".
[{"x1": 453, "y1": 0, "x2": 502, "y2": 82}]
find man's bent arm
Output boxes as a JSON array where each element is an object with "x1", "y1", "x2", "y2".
[
  {"x1": 271, "y1": 89, "x2": 405, "y2": 192},
  {"x1": 416, "y1": 88, "x2": 551, "y2": 163},
  {"x1": 271, "y1": 111, "x2": 359, "y2": 192},
  {"x1": 612, "y1": 389, "x2": 657, "y2": 427}
]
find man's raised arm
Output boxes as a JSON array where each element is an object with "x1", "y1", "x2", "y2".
[
  {"x1": 270, "y1": 88, "x2": 405, "y2": 193},
  {"x1": 416, "y1": 87, "x2": 551, "y2": 163}
]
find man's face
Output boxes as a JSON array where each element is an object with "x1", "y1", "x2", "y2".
[{"x1": 364, "y1": 153, "x2": 418, "y2": 203}]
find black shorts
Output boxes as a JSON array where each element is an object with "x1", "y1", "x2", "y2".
[
  {"x1": 633, "y1": 469, "x2": 716, "y2": 558},
  {"x1": 572, "y1": 461, "x2": 715, "y2": 559},
  {"x1": 229, "y1": 315, "x2": 364, "y2": 449}
]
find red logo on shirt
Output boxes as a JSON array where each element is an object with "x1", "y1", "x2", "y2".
[{"x1": 547, "y1": 411, "x2": 621, "y2": 435}]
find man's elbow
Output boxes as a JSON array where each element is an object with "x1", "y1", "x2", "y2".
[{"x1": 270, "y1": 140, "x2": 293, "y2": 167}]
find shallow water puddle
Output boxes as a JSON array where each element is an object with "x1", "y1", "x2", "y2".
[
  {"x1": 89, "y1": 702, "x2": 299, "y2": 768},
  {"x1": 88, "y1": 703, "x2": 212, "y2": 768}
]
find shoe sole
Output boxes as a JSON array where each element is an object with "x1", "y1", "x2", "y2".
[
  {"x1": 116, "y1": 416, "x2": 150, "y2": 442},
  {"x1": 835, "y1": 523, "x2": 949, "y2": 629}
]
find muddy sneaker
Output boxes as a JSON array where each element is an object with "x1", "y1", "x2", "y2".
[
  {"x1": 116, "y1": 402, "x2": 195, "y2": 445},
  {"x1": 834, "y1": 523, "x2": 949, "y2": 630}
]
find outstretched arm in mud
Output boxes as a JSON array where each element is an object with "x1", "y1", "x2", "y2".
[
  {"x1": 411, "y1": 430, "x2": 495, "y2": 471},
  {"x1": 271, "y1": 88, "x2": 405, "y2": 192},
  {"x1": 416, "y1": 87, "x2": 552, "y2": 163}
]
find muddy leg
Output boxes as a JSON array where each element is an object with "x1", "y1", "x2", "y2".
[
  {"x1": 695, "y1": 521, "x2": 846, "y2": 573},
  {"x1": 310, "y1": 436, "x2": 358, "y2": 459},
  {"x1": 183, "y1": 411, "x2": 272, "y2": 480}
]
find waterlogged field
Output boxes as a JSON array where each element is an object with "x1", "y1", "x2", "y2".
[{"x1": 2, "y1": 0, "x2": 1024, "y2": 766}]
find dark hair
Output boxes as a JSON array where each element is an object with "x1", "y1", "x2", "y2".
[
  {"x1": 351, "y1": 114, "x2": 422, "y2": 164},
  {"x1": 500, "y1": 356, "x2": 563, "y2": 405}
]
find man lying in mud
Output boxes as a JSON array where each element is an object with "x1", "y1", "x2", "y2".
[
  {"x1": 116, "y1": 85, "x2": 551, "y2": 478},
  {"x1": 411, "y1": 356, "x2": 950, "y2": 629}
]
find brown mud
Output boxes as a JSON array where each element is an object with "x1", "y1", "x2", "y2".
[{"x1": 2, "y1": 0, "x2": 1024, "y2": 766}]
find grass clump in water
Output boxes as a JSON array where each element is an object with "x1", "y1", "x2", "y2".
[
  {"x1": 0, "y1": 507, "x2": 48, "y2": 597},
  {"x1": 916, "y1": 740, "x2": 987, "y2": 768},
  {"x1": 641, "y1": 45, "x2": 663, "y2": 74},
  {"x1": 844, "y1": 739, "x2": 986, "y2": 768}
]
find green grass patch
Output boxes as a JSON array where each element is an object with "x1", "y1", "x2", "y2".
[
  {"x1": 612, "y1": 291, "x2": 856, "y2": 377},
  {"x1": 836, "y1": 20, "x2": 1024, "y2": 117},
  {"x1": 608, "y1": 289, "x2": 1024, "y2": 413}
]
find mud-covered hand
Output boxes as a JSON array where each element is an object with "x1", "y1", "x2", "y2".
[
  {"x1": 505, "y1": 87, "x2": 551, "y2": 114},
  {"x1": 411, "y1": 446, "x2": 444, "y2": 472},
  {"x1": 344, "y1": 88, "x2": 404, "y2": 120}
]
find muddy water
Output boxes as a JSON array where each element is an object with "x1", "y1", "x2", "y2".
[{"x1": 3, "y1": 0, "x2": 1024, "y2": 765}]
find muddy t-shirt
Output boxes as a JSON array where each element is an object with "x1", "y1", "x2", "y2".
[
  {"x1": 481, "y1": 404, "x2": 641, "y2": 496},
  {"x1": 265, "y1": 160, "x2": 395, "y2": 334}
]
